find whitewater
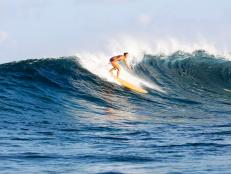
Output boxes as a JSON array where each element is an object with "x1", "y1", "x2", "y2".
[{"x1": 1, "y1": 41, "x2": 231, "y2": 173}]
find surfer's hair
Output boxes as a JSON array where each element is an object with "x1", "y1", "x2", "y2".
[{"x1": 124, "y1": 52, "x2": 128, "y2": 56}]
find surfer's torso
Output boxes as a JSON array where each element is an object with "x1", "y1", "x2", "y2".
[
  {"x1": 110, "y1": 55, "x2": 125, "y2": 62},
  {"x1": 109, "y1": 52, "x2": 130, "y2": 78}
]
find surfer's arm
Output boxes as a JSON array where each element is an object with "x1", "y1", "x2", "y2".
[{"x1": 124, "y1": 59, "x2": 131, "y2": 71}]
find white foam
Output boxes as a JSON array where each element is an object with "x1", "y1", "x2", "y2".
[
  {"x1": 76, "y1": 51, "x2": 165, "y2": 93},
  {"x1": 106, "y1": 36, "x2": 231, "y2": 61},
  {"x1": 76, "y1": 36, "x2": 231, "y2": 94}
]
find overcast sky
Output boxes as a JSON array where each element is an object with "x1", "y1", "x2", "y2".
[{"x1": 0, "y1": 0, "x2": 230, "y2": 63}]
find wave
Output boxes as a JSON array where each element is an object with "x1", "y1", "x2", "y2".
[
  {"x1": 0, "y1": 50, "x2": 231, "y2": 95},
  {"x1": 1, "y1": 49, "x2": 231, "y2": 123}
]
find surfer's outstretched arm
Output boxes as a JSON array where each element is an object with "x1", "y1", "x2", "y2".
[{"x1": 124, "y1": 59, "x2": 131, "y2": 71}]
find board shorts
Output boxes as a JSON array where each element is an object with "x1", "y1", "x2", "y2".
[{"x1": 110, "y1": 57, "x2": 116, "y2": 62}]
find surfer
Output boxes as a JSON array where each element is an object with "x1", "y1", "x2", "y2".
[{"x1": 109, "y1": 52, "x2": 131, "y2": 78}]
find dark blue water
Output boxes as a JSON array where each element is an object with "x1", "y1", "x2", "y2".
[{"x1": 1, "y1": 50, "x2": 231, "y2": 174}]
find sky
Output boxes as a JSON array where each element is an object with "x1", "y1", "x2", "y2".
[{"x1": 0, "y1": 0, "x2": 231, "y2": 63}]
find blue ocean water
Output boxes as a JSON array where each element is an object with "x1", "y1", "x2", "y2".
[{"x1": 0, "y1": 50, "x2": 231, "y2": 174}]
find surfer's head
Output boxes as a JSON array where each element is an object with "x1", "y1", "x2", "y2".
[{"x1": 124, "y1": 52, "x2": 128, "y2": 58}]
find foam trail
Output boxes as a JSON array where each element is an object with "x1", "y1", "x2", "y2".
[
  {"x1": 112, "y1": 66, "x2": 165, "y2": 93},
  {"x1": 76, "y1": 51, "x2": 165, "y2": 93},
  {"x1": 76, "y1": 37, "x2": 159, "y2": 92}
]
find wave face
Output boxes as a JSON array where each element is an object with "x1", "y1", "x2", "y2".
[{"x1": 1, "y1": 51, "x2": 231, "y2": 174}]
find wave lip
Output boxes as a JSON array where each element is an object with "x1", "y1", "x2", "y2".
[{"x1": 137, "y1": 50, "x2": 231, "y2": 91}]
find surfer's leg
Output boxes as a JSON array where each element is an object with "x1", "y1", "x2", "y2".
[
  {"x1": 110, "y1": 61, "x2": 120, "y2": 77},
  {"x1": 112, "y1": 62, "x2": 120, "y2": 78},
  {"x1": 117, "y1": 68, "x2": 120, "y2": 78},
  {"x1": 109, "y1": 67, "x2": 116, "y2": 74}
]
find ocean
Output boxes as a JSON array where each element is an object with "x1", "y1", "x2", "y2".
[{"x1": 1, "y1": 50, "x2": 231, "y2": 174}]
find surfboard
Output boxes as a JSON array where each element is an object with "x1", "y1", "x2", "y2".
[{"x1": 115, "y1": 77, "x2": 148, "y2": 94}]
